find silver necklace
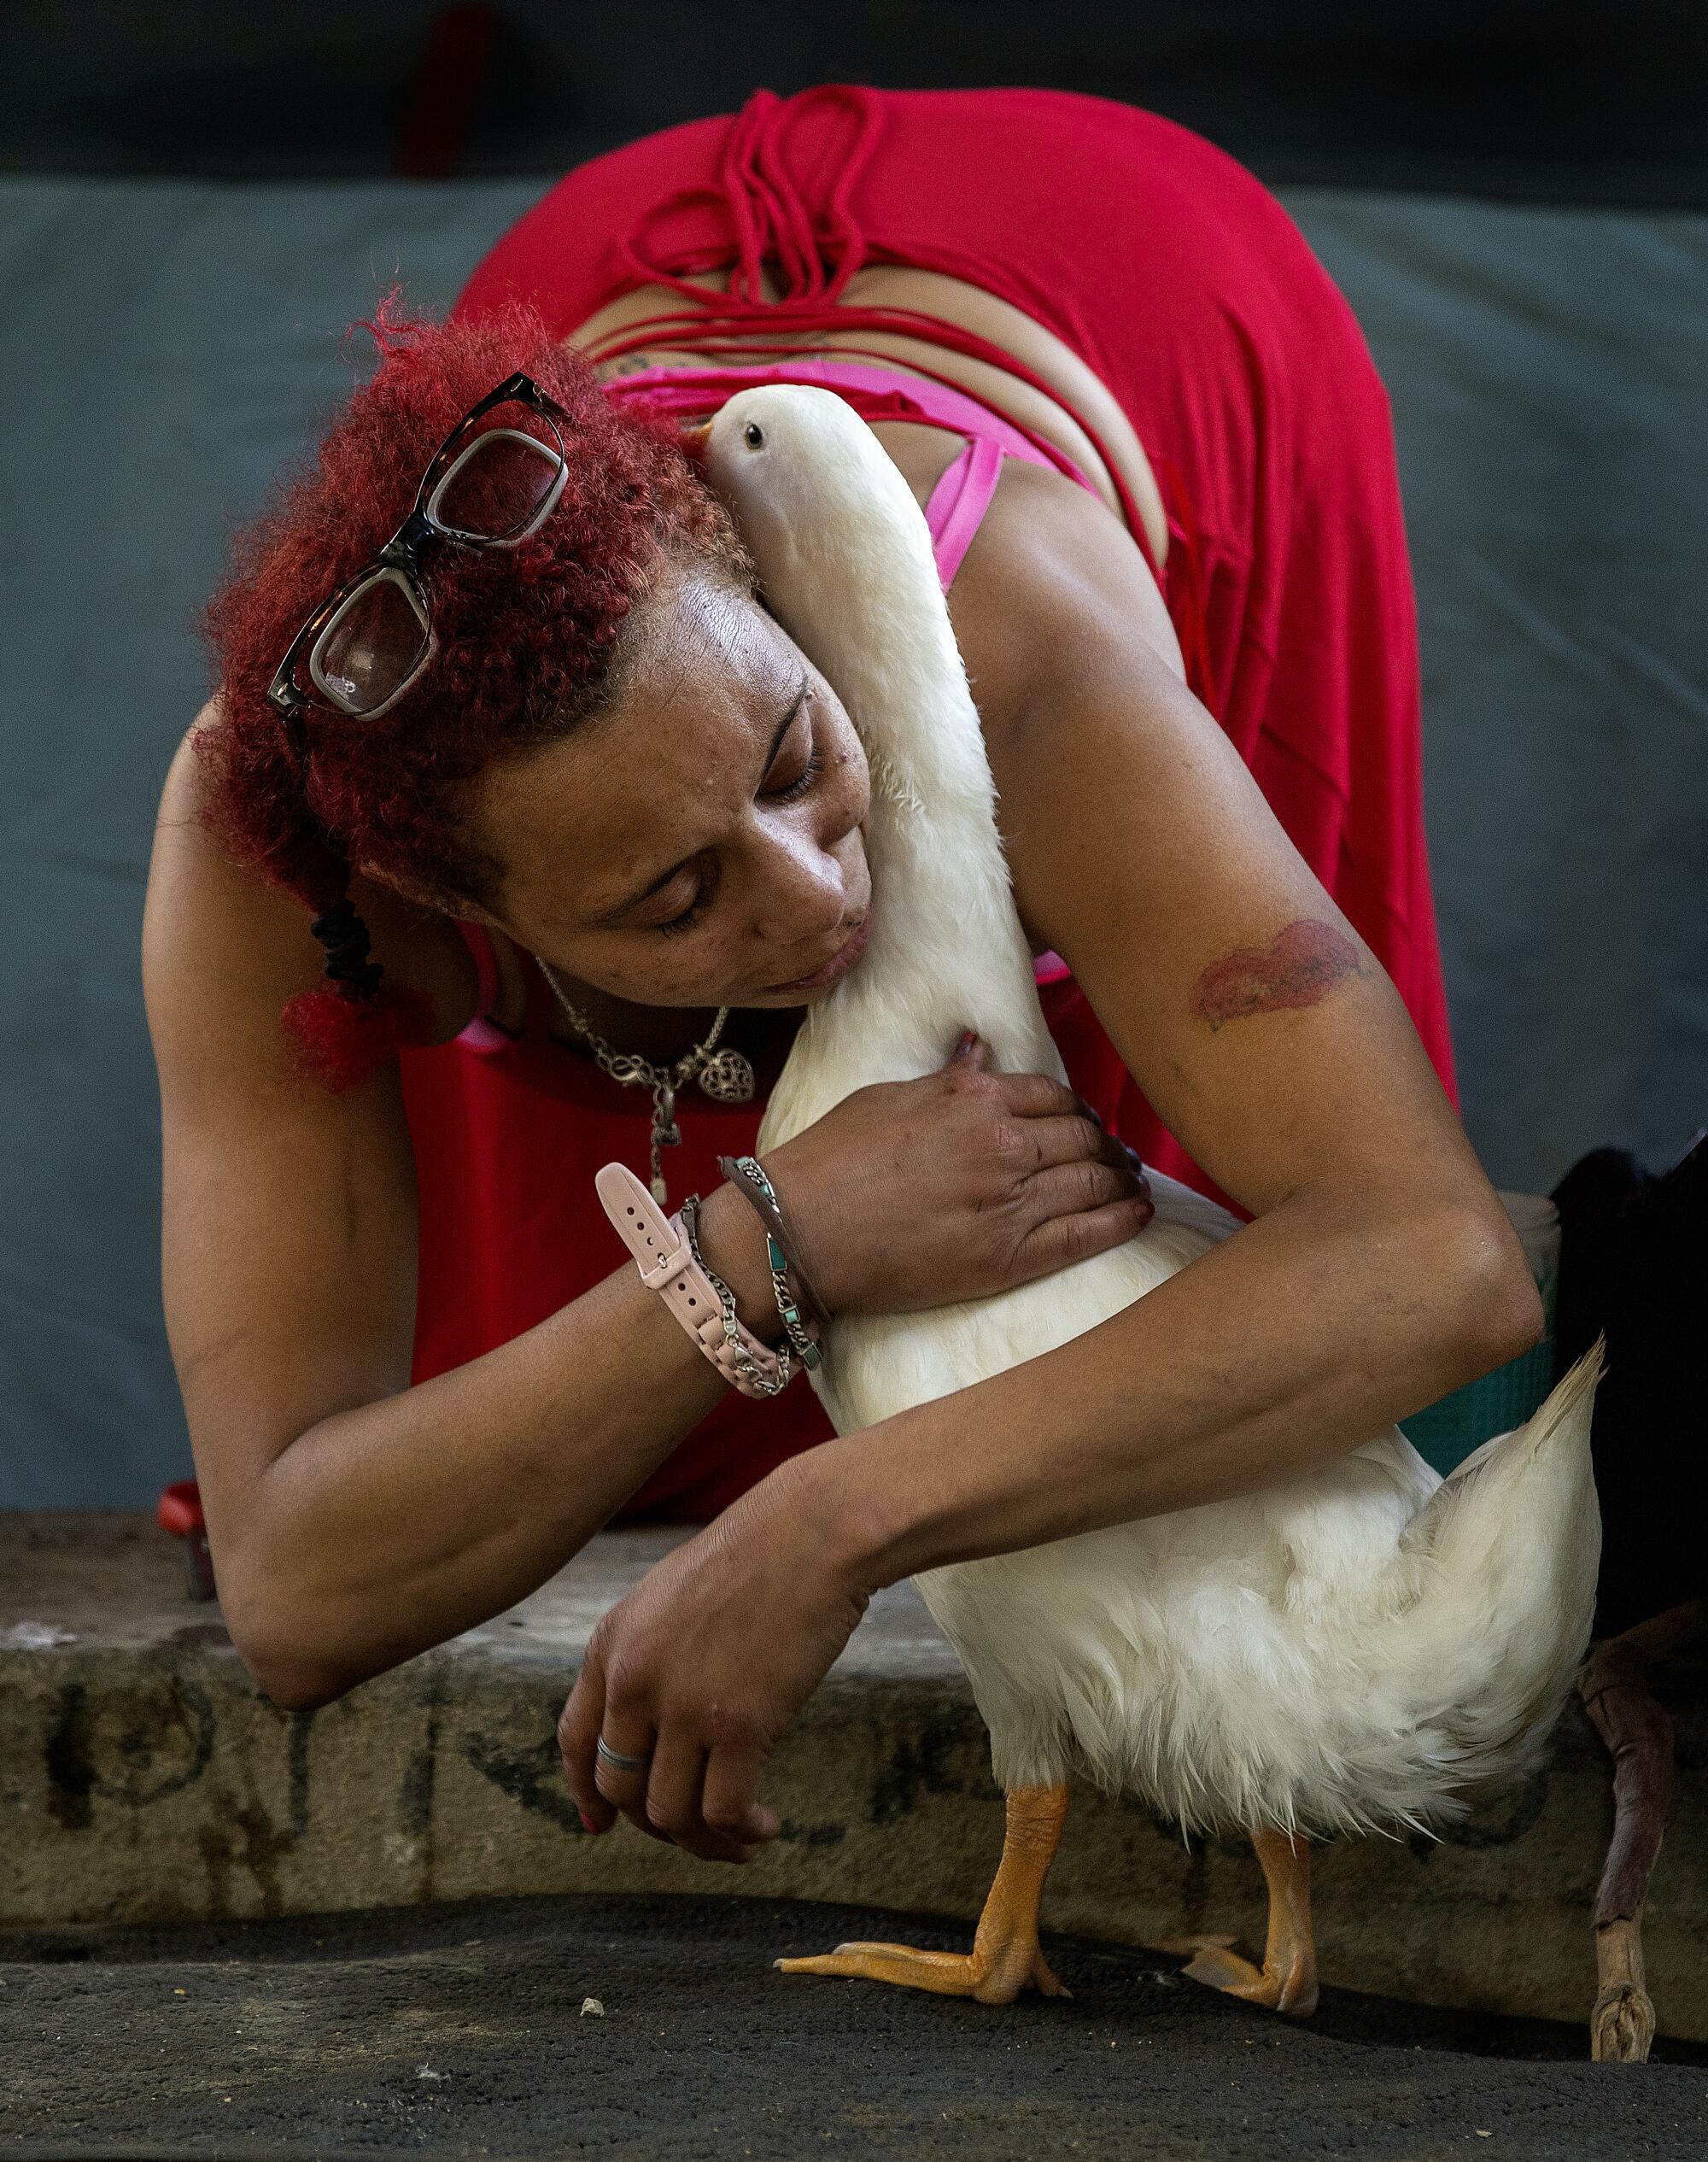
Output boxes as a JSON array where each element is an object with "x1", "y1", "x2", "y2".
[{"x1": 535, "y1": 957, "x2": 755, "y2": 1204}]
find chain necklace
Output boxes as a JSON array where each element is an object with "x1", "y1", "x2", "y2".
[{"x1": 535, "y1": 957, "x2": 755, "y2": 1204}]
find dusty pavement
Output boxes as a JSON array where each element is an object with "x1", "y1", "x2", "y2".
[{"x1": 3, "y1": 1893, "x2": 1707, "y2": 2161}]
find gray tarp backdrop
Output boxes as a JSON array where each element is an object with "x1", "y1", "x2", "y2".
[{"x1": 3, "y1": 177, "x2": 1704, "y2": 1507}]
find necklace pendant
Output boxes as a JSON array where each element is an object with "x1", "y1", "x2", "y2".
[
  {"x1": 653, "y1": 1081, "x2": 681, "y2": 1152},
  {"x1": 698, "y1": 1046, "x2": 756, "y2": 1104},
  {"x1": 534, "y1": 958, "x2": 750, "y2": 1196}
]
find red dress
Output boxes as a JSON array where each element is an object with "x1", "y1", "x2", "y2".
[{"x1": 400, "y1": 85, "x2": 1459, "y2": 1522}]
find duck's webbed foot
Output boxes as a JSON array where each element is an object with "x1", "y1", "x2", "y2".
[
  {"x1": 777, "y1": 1935, "x2": 1069, "y2": 2003},
  {"x1": 1165, "y1": 1827, "x2": 1319, "y2": 2018},
  {"x1": 776, "y1": 1784, "x2": 1072, "y2": 2005}
]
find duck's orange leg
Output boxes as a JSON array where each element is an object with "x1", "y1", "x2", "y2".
[
  {"x1": 776, "y1": 1784, "x2": 1072, "y2": 2004},
  {"x1": 1165, "y1": 1828, "x2": 1319, "y2": 2017}
]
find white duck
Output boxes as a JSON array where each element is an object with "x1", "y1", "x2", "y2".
[{"x1": 704, "y1": 386, "x2": 1603, "y2": 2014}]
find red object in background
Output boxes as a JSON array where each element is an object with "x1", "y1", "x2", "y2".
[
  {"x1": 395, "y1": 3, "x2": 499, "y2": 179},
  {"x1": 157, "y1": 1480, "x2": 217, "y2": 1602}
]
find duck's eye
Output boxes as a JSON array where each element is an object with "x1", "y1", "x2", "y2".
[{"x1": 744, "y1": 422, "x2": 765, "y2": 448}]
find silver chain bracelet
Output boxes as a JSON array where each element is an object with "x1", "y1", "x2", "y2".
[{"x1": 679, "y1": 1194, "x2": 796, "y2": 1398}]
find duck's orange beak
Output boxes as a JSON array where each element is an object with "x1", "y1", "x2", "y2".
[{"x1": 679, "y1": 419, "x2": 712, "y2": 468}]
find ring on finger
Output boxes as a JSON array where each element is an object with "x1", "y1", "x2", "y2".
[{"x1": 596, "y1": 1736, "x2": 653, "y2": 1776}]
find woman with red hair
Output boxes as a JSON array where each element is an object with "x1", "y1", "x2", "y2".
[{"x1": 144, "y1": 86, "x2": 1537, "y2": 1888}]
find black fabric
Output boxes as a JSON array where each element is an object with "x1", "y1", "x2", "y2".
[{"x1": 1553, "y1": 1134, "x2": 1708, "y2": 1636}]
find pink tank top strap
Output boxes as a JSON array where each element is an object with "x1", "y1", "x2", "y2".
[
  {"x1": 610, "y1": 356, "x2": 1093, "y2": 491},
  {"x1": 451, "y1": 921, "x2": 514, "y2": 1053},
  {"x1": 459, "y1": 920, "x2": 500, "y2": 1015},
  {"x1": 923, "y1": 435, "x2": 1005, "y2": 591},
  {"x1": 453, "y1": 920, "x2": 563, "y2": 1050}
]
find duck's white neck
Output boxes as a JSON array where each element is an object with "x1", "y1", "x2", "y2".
[
  {"x1": 845, "y1": 729, "x2": 1061, "y2": 1081},
  {"x1": 758, "y1": 526, "x2": 1065, "y2": 1144}
]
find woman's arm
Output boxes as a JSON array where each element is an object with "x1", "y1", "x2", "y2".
[
  {"x1": 143, "y1": 725, "x2": 730, "y2": 1708},
  {"x1": 559, "y1": 471, "x2": 1542, "y2": 1856},
  {"x1": 143, "y1": 720, "x2": 1146, "y2": 1710}
]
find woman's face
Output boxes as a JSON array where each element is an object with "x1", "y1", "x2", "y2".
[{"x1": 466, "y1": 570, "x2": 873, "y2": 1008}]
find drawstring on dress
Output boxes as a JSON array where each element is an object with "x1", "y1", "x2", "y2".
[{"x1": 598, "y1": 83, "x2": 1216, "y2": 710}]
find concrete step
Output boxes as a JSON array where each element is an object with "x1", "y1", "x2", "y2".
[{"x1": 4, "y1": 1511, "x2": 1705, "y2": 2041}]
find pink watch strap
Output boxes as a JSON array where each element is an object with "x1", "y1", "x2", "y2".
[{"x1": 594, "y1": 1161, "x2": 787, "y2": 1398}]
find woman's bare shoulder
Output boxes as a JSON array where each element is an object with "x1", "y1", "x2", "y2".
[
  {"x1": 146, "y1": 708, "x2": 480, "y2": 1064},
  {"x1": 948, "y1": 458, "x2": 1184, "y2": 736}
]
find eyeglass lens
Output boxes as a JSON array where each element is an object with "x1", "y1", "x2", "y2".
[
  {"x1": 313, "y1": 576, "x2": 431, "y2": 715},
  {"x1": 429, "y1": 405, "x2": 565, "y2": 542}
]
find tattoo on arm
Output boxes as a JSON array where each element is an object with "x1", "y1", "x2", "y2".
[{"x1": 1190, "y1": 918, "x2": 1363, "y2": 1030}]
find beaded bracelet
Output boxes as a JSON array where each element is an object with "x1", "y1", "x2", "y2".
[{"x1": 718, "y1": 1154, "x2": 825, "y2": 1373}]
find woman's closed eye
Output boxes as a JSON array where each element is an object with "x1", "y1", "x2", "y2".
[
  {"x1": 657, "y1": 876, "x2": 708, "y2": 937},
  {"x1": 766, "y1": 744, "x2": 822, "y2": 803},
  {"x1": 762, "y1": 700, "x2": 822, "y2": 803},
  {"x1": 658, "y1": 700, "x2": 822, "y2": 935}
]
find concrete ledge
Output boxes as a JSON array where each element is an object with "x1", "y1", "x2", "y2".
[{"x1": 4, "y1": 1511, "x2": 1705, "y2": 2040}]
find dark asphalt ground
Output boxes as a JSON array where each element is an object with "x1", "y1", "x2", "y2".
[{"x1": 4, "y1": 1893, "x2": 1707, "y2": 2162}]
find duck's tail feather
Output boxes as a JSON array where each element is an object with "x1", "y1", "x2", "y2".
[{"x1": 1377, "y1": 1339, "x2": 1605, "y2": 1813}]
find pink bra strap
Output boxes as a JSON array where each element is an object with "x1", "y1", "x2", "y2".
[
  {"x1": 924, "y1": 436, "x2": 1005, "y2": 591},
  {"x1": 461, "y1": 921, "x2": 501, "y2": 1018},
  {"x1": 450, "y1": 919, "x2": 519, "y2": 1053}
]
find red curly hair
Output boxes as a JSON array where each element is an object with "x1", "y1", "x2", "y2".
[{"x1": 196, "y1": 296, "x2": 749, "y2": 1090}]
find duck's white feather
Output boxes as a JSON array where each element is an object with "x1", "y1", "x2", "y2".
[{"x1": 710, "y1": 387, "x2": 1601, "y2": 1841}]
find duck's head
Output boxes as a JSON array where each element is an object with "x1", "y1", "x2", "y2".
[
  {"x1": 701, "y1": 385, "x2": 940, "y2": 625},
  {"x1": 701, "y1": 383, "x2": 988, "y2": 847}
]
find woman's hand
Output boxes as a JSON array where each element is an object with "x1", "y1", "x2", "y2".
[
  {"x1": 559, "y1": 1463, "x2": 867, "y2": 1861},
  {"x1": 754, "y1": 1031, "x2": 1151, "y2": 1316}
]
